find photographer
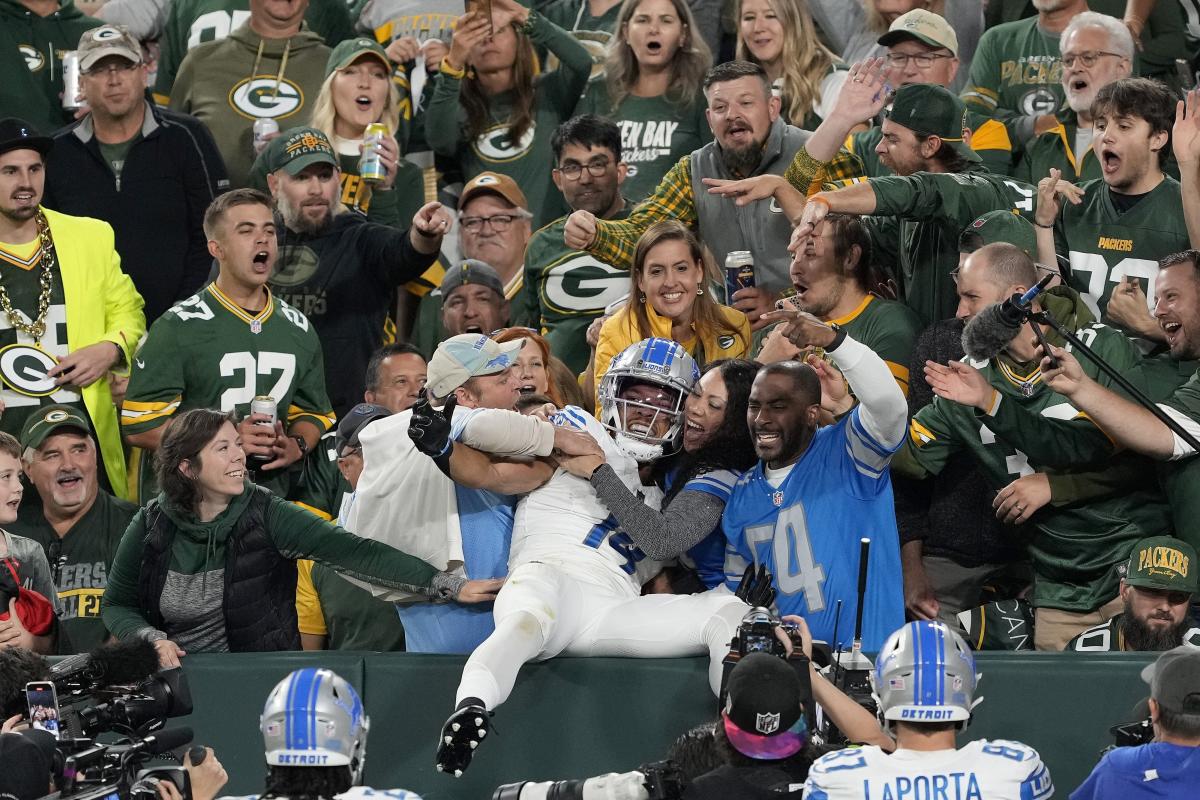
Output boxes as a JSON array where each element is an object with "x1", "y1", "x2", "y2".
[
  {"x1": 805, "y1": 621, "x2": 1054, "y2": 800},
  {"x1": 0, "y1": 725, "x2": 56, "y2": 800},
  {"x1": 1073, "y1": 647, "x2": 1200, "y2": 798}
]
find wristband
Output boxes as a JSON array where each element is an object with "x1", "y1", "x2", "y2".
[
  {"x1": 1034, "y1": 220, "x2": 1054, "y2": 229},
  {"x1": 440, "y1": 59, "x2": 466, "y2": 79},
  {"x1": 825, "y1": 322, "x2": 847, "y2": 352}
]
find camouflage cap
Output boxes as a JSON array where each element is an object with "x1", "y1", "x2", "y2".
[{"x1": 1124, "y1": 536, "x2": 1198, "y2": 594}]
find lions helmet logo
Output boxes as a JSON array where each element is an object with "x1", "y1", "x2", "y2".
[
  {"x1": 19, "y1": 45, "x2": 44, "y2": 72},
  {"x1": 228, "y1": 77, "x2": 304, "y2": 120},
  {"x1": 755, "y1": 712, "x2": 780, "y2": 735},
  {"x1": 473, "y1": 124, "x2": 536, "y2": 162}
]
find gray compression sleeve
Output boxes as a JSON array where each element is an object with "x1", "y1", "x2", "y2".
[{"x1": 588, "y1": 464, "x2": 726, "y2": 560}]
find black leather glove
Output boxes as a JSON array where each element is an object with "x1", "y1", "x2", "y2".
[
  {"x1": 408, "y1": 391, "x2": 457, "y2": 475},
  {"x1": 734, "y1": 563, "x2": 776, "y2": 609}
]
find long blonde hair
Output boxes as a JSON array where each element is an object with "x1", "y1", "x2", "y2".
[
  {"x1": 735, "y1": 0, "x2": 838, "y2": 125},
  {"x1": 626, "y1": 221, "x2": 744, "y2": 351},
  {"x1": 604, "y1": 0, "x2": 712, "y2": 110},
  {"x1": 308, "y1": 64, "x2": 402, "y2": 143}
]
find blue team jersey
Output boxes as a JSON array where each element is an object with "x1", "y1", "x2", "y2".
[
  {"x1": 670, "y1": 468, "x2": 741, "y2": 589},
  {"x1": 721, "y1": 408, "x2": 904, "y2": 652},
  {"x1": 1072, "y1": 741, "x2": 1200, "y2": 800}
]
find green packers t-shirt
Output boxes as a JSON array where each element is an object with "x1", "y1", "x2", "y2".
[
  {"x1": 10, "y1": 491, "x2": 137, "y2": 654},
  {"x1": 96, "y1": 132, "x2": 142, "y2": 188},
  {"x1": 961, "y1": 17, "x2": 1063, "y2": 144},
  {"x1": 523, "y1": 208, "x2": 632, "y2": 374},
  {"x1": 0, "y1": 239, "x2": 93, "y2": 447},
  {"x1": 576, "y1": 86, "x2": 711, "y2": 203}
]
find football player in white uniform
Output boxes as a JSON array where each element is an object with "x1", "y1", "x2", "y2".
[
  {"x1": 425, "y1": 338, "x2": 752, "y2": 777},
  {"x1": 805, "y1": 621, "x2": 1055, "y2": 800}
]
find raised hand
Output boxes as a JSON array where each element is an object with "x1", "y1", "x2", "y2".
[
  {"x1": 1035, "y1": 168, "x2": 1084, "y2": 227},
  {"x1": 923, "y1": 360, "x2": 994, "y2": 411},
  {"x1": 1175, "y1": 88, "x2": 1200, "y2": 166},
  {"x1": 409, "y1": 391, "x2": 456, "y2": 458}
]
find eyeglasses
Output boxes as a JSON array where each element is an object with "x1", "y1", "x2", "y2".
[
  {"x1": 1061, "y1": 51, "x2": 1125, "y2": 69},
  {"x1": 884, "y1": 52, "x2": 953, "y2": 69},
  {"x1": 84, "y1": 62, "x2": 141, "y2": 77},
  {"x1": 460, "y1": 213, "x2": 524, "y2": 233},
  {"x1": 556, "y1": 158, "x2": 611, "y2": 180}
]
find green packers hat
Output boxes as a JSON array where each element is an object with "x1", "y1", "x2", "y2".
[
  {"x1": 885, "y1": 83, "x2": 980, "y2": 163},
  {"x1": 1124, "y1": 536, "x2": 1198, "y2": 593},
  {"x1": 961, "y1": 210, "x2": 1037, "y2": 259},
  {"x1": 877, "y1": 9, "x2": 958, "y2": 57},
  {"x1": 1142, "y1": 646, "x2": 1200, "y2": 714},
  {"x1": 325, "y1": 37, "x2": 391, "y2": 78},
  {"x1": 265, "y1": 127, "x2": 338, "y2": 177},
  {"x1": 20, "y1": 404, "x2": 92, "y2": 451}
]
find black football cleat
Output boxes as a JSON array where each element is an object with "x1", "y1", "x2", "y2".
[{"x1": 434, "y1": 704, "x2": 491, "y2": 777}]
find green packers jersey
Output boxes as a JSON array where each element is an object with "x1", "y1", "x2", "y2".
[
  {"x1": 962, "y1": 17, "x2": 1064, "y2": 141},
  {"x1": 1014, "y1": 114, "x2": 1099, "y2": 185},
  {"x1": 896, "y1": 309, "x2": 1172, "y2": 612},
  {"x1": 123, "y1": 285, "x2": 335, "y2": 501},
  {"x1": 868, "y1": 170, "x2": 1036, "y2": 326},
  {"x1": 153, "y1": 0, "x2": 354, "y2": 100},
  {"x1": 10, "y1": 491, "x2": 137, "y2": 654},
  {"x1": 523, "y1": 209, "x2": 632, "y2": 375},
  {"x1": 1159, "y1": 368, "x2": 1200, "y2": 553},
  {"x1": 1067, "y1": 613, "x2": 1200, "y2": 652},
  {"x1": 288, "y1": 430, "x2": 349, "y2": 521},
  {"x1": 1053, "y1": 177, "x2": 1189, "y2": 327},
  {"x1": 576, "y1": 85, "x2": 712, "y2": 203},
  {"x1": 752, "y1": 294, "x2": 923, "y2": 396},
  {"x1": 0, "y1": 240, "x2": 92, "y2": 447},
  {"x1": 845, "y1": 111, "x2": 1016, "y2": 179}
]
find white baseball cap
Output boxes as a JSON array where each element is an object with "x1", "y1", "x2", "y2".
[{"x1": 426, "y1": 334, "x2": 525, "y2": 398}]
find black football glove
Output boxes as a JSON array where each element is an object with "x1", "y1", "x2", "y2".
[
  {"x1": 408, "y1": 390, "x2": 457, "y2": 475},
  {"x1": 734, "y1": 563, "x2": 776, "y2": 609}
]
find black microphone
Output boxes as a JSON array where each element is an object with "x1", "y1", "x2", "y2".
[
  {"x1": 51, "y1": 639, "x2": 161, "y2": 690},
  {"x1": 961, "y1": 274, "x2": 1055, "y2": 361}
]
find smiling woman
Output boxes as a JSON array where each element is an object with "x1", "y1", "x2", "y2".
[
  {"x1": 101, "y1": 407, "x2": 504, "y2": 666},
  {"x1": 591, "y1": 220, "x2": 751, "y2": 412}
]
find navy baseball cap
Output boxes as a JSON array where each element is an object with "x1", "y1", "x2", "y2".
[{"x1": 335, "y1": 403, "x2": 391, "y2": 457}]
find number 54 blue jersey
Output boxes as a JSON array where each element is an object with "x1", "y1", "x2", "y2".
[{"x1": 722, "y1": 408, "x2": 904, "y2": 652}]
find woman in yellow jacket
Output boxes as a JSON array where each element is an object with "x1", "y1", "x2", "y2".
[{"x1": 589, "y1": 220, "x2": 750, "y2": 413}]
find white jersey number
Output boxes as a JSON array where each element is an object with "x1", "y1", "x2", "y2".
[
  {"x1": 745, "y1": 503, "x2": 827, "y2": 612},
  {"x1": 218, "y1": 351, "x2": 296, "y2": 410}
]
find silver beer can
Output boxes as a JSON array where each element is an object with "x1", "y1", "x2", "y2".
[
  {"x1": 62, "y1": 51, "x2": 83, "y2": 111},
  {"x1": 250, "y1": 395, "x2": 277, "y2": 426},
  {"x1": 253, "y1": 118, "x2": 279, "y2": 156}
]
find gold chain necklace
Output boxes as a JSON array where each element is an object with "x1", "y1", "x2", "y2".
[{"x1": 0, "y1": 210, "x2": 54, "y2": 344}]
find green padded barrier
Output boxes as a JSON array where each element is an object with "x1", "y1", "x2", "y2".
[{"x1": 167, "y1": 652, "x2": 1158, "y2": 800}]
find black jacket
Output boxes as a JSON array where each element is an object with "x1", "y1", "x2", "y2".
[
  {"x1": 271, "y1": 213, "x2": 436, "y2": 418},
  {"x1": 44, "y1": 99, "x2": 228, "y2": 324}
]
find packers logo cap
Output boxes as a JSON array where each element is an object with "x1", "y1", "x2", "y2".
[
  {"x1": 1124, "y1": 535, "x2": 1198, "y2": 594},
  {"x1": 877, "y1": 9, "x2": 958, "y2": 57},
  {"x1": 265, "y1": 127, "x2": 338, "y2": 177},
  {"x1": 325, "y1": 37, "x2": 391, "y2": 79},
  {"x1": 77, "y1": 24, "x2": 142, "y2": 72},
  {"x1": 19, "y1": 404, "x2": 92, "y2": 452}
]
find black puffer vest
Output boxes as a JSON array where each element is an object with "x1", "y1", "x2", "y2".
[{"x1": 137, "y1": 486, "x2": 301, "y2": 651}]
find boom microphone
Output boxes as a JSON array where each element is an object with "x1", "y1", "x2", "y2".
[
  {"x1": 113, "y1": 726, "x2": 194, "y2": 756},
  {"x1": 961, "y1": 273, "x2": 1055, "y2": 361},
  {"x1": 51, "y1": 638, "x2": 161, "y2": 692}
]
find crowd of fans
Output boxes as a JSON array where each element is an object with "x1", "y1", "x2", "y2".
[{"x1": 3, "y1": 0, "x2": 1200, "y2": 789}]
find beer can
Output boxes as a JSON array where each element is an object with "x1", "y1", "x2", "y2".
[
  {"x1": 252, "y1": 118, "x2": 279, "y2": 156},
  {"x1": 724, "y1": 251, "x2": 755, "y2": 305},
  {"x1": 62, "y1": 51, "x2": 83, "y2": 111},
  {"x1": 359, "y1": 122, "x2": 389, "y2": 183},
  {"x1": 250, "y1": 395, "x2": 277, "y2": 427}
]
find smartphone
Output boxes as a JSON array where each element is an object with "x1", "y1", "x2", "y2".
[
  {"x1": 26, "y1": 680, "x2": 61, "y2": 739},
  {"x1": 464, "y1": 0, "x2": 494, "y2": 36}
]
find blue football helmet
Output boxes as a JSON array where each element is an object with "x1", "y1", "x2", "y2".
[
  {"x1": 597, "y1": 338, "x2": 699, "y2": 461},
  {"x1": 871, "y1": 621, "x2": 981, "y2": 726}
]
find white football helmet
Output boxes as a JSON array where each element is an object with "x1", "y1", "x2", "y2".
[{"x1": 597, "y1": 338, "x2": 699, "y2": 461}]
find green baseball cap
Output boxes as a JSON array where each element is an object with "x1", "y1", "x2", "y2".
[
  {"x1": 885, "y1": 83, "x2": 980, "y2": 163},
  {"x1": 961, "y1": 210, "x2": 1037, "y2": 259},
  {"x1": 1124, "y1": 536, "x2": 1198, "y2": 594},
  {"x1": 20, "y1": 404, "x2": 92, "y2": 451},
  {"x1": 325, "y1": 37, "x2": 391, "y2": 78},
  {"x1": 264, "y1": 127, "x2": 338, "y2": 177}
]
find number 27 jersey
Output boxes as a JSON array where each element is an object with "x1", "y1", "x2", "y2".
[{"x1": 721, "y1": 409, "x2": 904, "y2": 652}]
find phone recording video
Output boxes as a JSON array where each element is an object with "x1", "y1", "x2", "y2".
[{"x1": 26, "y1": 680, "x2": 61, "y2": 739}]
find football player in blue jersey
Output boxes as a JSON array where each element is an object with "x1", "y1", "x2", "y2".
[
  {"x1": 805, "y1": 621, "x2": 1054, "y2": 800},
  {"x1": 721, "y1": 307, "x2": 907, "y2": 651}
]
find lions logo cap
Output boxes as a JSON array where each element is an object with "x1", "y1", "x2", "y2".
[
  {"x1": 20, "y1": 404, "x2": 92, "y2": 451},
  {"x1": 458, "y1": 171, "x2": 529, "y2": 212},
  {"x1": 77, "y1": 24, "x2": 142, "y2": 71},
  {"x1": 426, "y1": 334, "x2": 525, "y2": 399},
  {"x1": 722, "y1": 653, "x2": 809, "y2": 760},
  {"x1": 265, "y1": 127, "x2": 338, "y2": 177},
  {"x1": 877, "y1": 8, "x2": 958, "y2": 57},
  {"x1": 885, "y1": 84, "x2": 980, "y2": 163},
  {"x1": 1124, "y1": 535, "x2": 1198, "y2": 594}
]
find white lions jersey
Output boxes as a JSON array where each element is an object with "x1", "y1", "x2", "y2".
[
  {"x1": 805, "y1": 740, "x2": 1054, "y2": 800},
  {"x1": 509, "y1": 406, "x2": 663, "y2": 594}
]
